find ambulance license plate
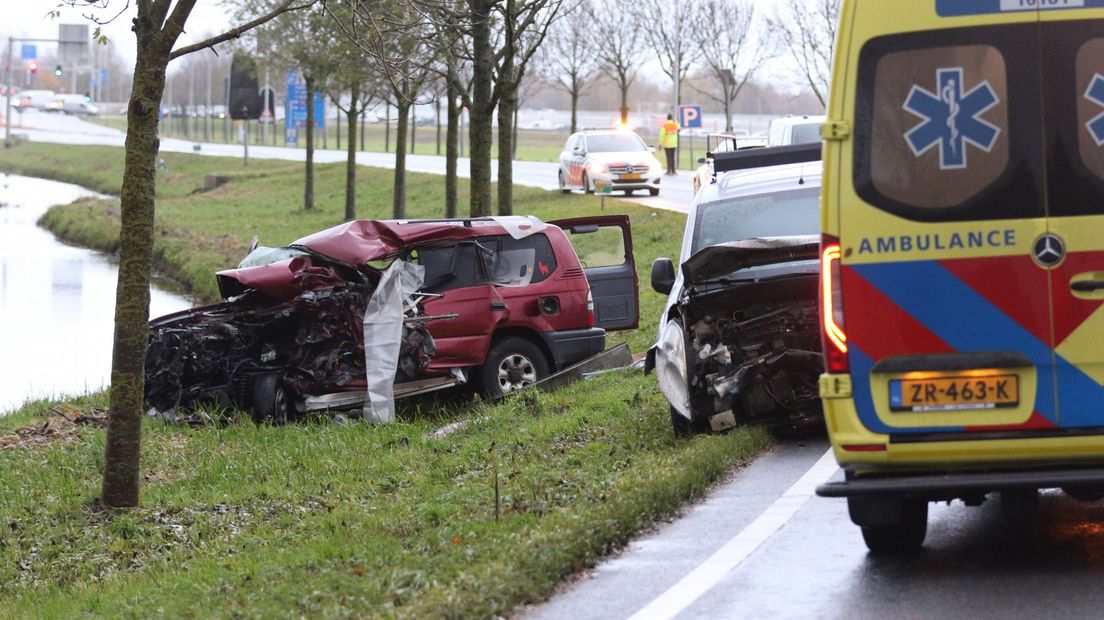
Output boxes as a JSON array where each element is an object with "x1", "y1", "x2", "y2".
[
  {"x1": 619, "y1": 172, "x2": 641, "y2": 181},
  {"x1": 889, "y1": 374, "x2": 1018, "y2": 412}
]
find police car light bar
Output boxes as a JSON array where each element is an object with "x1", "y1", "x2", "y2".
[{"x1": 709, "y1": 143, "x2": 822, "y2": 174}]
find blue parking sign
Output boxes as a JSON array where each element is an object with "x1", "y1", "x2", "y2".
[
  {"x1": 20, "y1": 44, "x2": 36, "y2": 60},
  {"x1": 678, "y1": 105, "x2": 702, "y2": 129}
]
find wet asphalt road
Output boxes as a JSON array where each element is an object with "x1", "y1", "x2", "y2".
[{"x1": 525, "y1": 439, "x2": 1104, "y2": 620}]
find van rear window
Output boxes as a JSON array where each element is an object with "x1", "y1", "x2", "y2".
[{"x1": 853, "y1": 24, "x2": 1043, "y2": 222}]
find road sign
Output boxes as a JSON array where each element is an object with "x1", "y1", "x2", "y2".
[
  {"x1": 90, "y1": 68, "x2": 108, "y2": 88},
  {"x1": 679, "y1": 105, "x2": 703, "y2": 129},
  {"x1": 285, "y1": 70, "x2": 325, "y2": 144},
  {"x1": 20, "y1": 45, "x2": 36, "y2": 61}
]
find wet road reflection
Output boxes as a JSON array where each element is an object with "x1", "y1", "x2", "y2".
[{"x1": 0, "y1": 174, "x2": 191, "y2": 413}]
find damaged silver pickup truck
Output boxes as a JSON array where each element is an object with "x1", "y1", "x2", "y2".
[{"x1": 646, "y1": 145, "x2": 825, "y2": 434}]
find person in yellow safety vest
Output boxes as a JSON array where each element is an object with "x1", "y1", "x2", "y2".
[{"x1": 658, "y1": 114, "x2": 680, "y2": 175}]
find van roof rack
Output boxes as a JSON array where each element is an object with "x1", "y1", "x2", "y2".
[{"x1": 709, "y1": 143, "x2": 822, "y2": 176}]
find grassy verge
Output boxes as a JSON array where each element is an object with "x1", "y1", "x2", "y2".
[
  {"x1": 0, "y1": 373, "x2": 768, "y2": 617},
  {"x1": 0, "y1": 141, "x2": 686, "y2": 353}
]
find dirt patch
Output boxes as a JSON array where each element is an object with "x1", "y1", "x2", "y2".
[{"x1": 0, "y1": 405, "x2": 107, "y2": 450}]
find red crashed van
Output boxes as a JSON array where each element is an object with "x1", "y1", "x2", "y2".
[{"x1": 145, "y1": 216, "x2": 638, "y2": 421}]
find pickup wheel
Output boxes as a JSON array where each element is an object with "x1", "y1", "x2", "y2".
[
  {"x1": 859, "y1": 499, "x2": 927, "y2": 554},
  {"x1": 480, "y1": 337, "x2": 549, "y2": 398},
  {"x1": 670, "y1": 406, "x2": 710, "y2": 436},
  {"x1": 252, "y1": 374, "x2": 291, "y2": 425}
]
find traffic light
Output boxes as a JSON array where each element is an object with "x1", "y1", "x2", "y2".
[
  {"x1": 28, "y1": 61, "x2": 39, "y2": 74},
  {"x1": 54, "y1": 65, "x2": 62, "y2": 77}
]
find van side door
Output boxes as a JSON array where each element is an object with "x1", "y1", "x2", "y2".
[
  {"x1": 550, "y1": 215, "x2": 640, "y2": 330},
  {"x1": 1040, "y1": 9, "x2": 1104, "y2": 428}
]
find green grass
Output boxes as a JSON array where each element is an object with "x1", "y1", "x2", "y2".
[
  {"x1": 0, "y1": 373, "x2": 768, "y2": 618},
  {"x1": 0, "y1": 142, "x2": 685, "y2": 354},
  {"x1": 0, "y1": 142, "x2": 768, "y2": 617}
]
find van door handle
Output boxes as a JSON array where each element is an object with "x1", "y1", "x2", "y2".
[
  {"x1": 491, "y1": 301, "x2": 507, "y2": 311},
  {"x1": 1070, "y1": 273, "x2": 1104, "y2": 298}
]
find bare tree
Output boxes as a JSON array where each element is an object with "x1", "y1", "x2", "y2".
[
  {"x1": 494, "y1": 0, "x2": 567, "y2": 216},
  {"x1": 538, "y1": 2, "x2": 597, "y2": 134},
  {"x1": 57, "y1": 0, "x2": 317, "y2": 508},
  {"x1": 636, "y1": 0, "x2": 704, "y2": 114},
  {"x1": 689, "y1": 0, "x2": 771, "y2": 132},
  {"x1": 768, "y1": 0, "x2": 840, "y2": 107},
  {"x1": 591, "y1": 4, "x2": 643, "y2": 125}
]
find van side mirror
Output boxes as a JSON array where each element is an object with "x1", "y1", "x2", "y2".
[{"x1": 651, "y1": 257, "x2": 675, "y2": 295}]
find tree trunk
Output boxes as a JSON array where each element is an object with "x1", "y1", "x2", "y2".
[
  {"x1": 445, "y1": 68, "x2": 460, "y2": 219},
  {"x1": 619, "y1": 80, "x2": 629, "y2": 125},
  {"x1": 512, "y1": 103, "x2": 519, "y2": 160},
  {"x1": 304, "y1": 75, "x2": 315, "y2": 211},
  {"x1": 101, "y1": 48, "x2": 169, "y2": 508},
  {"x1": 385, "y1": 104, "x2": 390, "y2": 153},
  {"x1": 345, "y1": 86, "x2": 359, "y2": 222},
  {"x1": 393, "y1": 97, "x2": 410, "y2": 219},
  {"x1": 410, "y1": 103, "x2": 416, "y2": 154},
  {"x1": 496, "y1": 79, "x2": 515, "y2": 216},
  {"x1": 724, "y1": 93, "x2": 732, "y2": 133},
  {"x1": 468, "y1": 0, "x2": 494, "y2": 217},
  {"x1": 436, "y1": 94, "x2": 442, "y2": 156},
  {"x1": 570, "y1": 82, "x2": 578, "y2": 134}
]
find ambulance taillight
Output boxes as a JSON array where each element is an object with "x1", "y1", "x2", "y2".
[{"x1": 820, "y1": 235, "x2": 848, "y2": 373}]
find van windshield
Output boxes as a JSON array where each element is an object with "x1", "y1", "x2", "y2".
[{"x1": 692, "y1": 187, "x2": 820, "y2": 255}]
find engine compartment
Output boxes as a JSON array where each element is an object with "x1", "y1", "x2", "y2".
[{"x1": 683, "y1": 278, "x2": 823, "y2": 429}]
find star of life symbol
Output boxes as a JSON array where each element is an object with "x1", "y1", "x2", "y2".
[
  {"x1": 1084, "y1": 73, "x2": 1104, "y2": 146},
  {"x1": 904, "y1": 67, "x2": 1001, "y2": 170}
]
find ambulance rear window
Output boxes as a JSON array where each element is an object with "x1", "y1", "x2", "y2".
[{"x1": 853, "y1": 24, "x2": 1043, "y2": 223}]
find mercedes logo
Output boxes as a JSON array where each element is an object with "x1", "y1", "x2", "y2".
[{"x1": 1032, "y1": 233, "x2": 1066, "y2": 268}]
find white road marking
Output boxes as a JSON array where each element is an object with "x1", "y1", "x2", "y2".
[{"x1": 627, "y1": 448, "x2": 839, "y2": 620}]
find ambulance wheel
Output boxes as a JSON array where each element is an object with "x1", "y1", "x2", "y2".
[
  {"x1": 624, "y1": 189, "x2": 634, "y2": 196},
  {"x1": 859, "y1": 499, "x2": 927, "y2": 554},
  {"x1": 252, "y1": 374, "x2": 291, "y2": 426},
  {"x1": 649, "y1": 188, "x2": 660, "y2": 196}
]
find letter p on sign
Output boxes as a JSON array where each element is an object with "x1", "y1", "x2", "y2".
[{"x1": 679, "y1": 105, "x2": 702, "y2": 129}]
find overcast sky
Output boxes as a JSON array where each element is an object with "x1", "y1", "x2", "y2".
[
  {"x1": 3, "y1": 0, "x2": 806, "y2": 92},
  {"x1": 3, "y1": 1, "x2": 231, "y2": 66}
]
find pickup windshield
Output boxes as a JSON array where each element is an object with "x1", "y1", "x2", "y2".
[{"x1": 692, "y1": 187, "x2": 820, "y2": 255}]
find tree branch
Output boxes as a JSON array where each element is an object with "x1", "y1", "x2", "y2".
[{"x1": 169, "y1": 0, "x2": 319, "y2": 60}]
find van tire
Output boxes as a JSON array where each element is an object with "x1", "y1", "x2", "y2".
[
  {"x1": 558, "y1": 170, "x2": 570, "y2": 194},
  {"x1": 649, "y1": 188, "x2": 660, "y2": 196},
  {"x1": 252, "y1": 374, "x2": 291, "y2": 425},
  {"x1": 859, "y1": 499, "x2": 927, "y2": 554},
  {"x1": 480, "y1": 337, "x2": 549, "y2": 398},
  {"x1": 583, "y1": 173, "x2": 594, "y2": 194}
]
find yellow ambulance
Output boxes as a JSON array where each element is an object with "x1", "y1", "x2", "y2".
[{"x1": 817, "y1": 0, "x2": 1104, "y2": 552}]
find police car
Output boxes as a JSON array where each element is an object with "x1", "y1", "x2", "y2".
[{"x1": 817, "y1": 0, "x2": 1104, "y2": 552}]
